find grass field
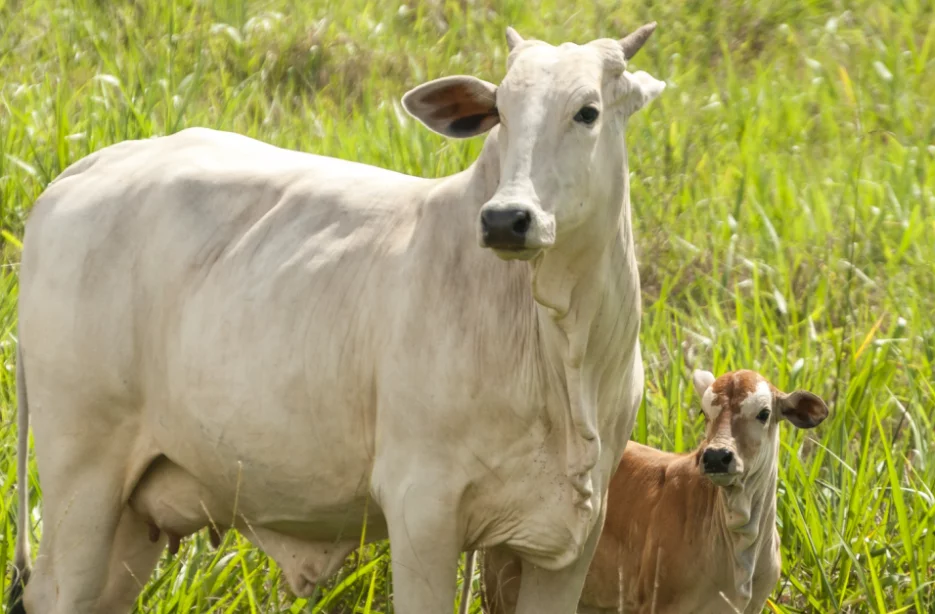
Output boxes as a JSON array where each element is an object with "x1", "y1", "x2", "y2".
[{"x1": 1, "y1": 0, "x2": 934, "y2": 612}]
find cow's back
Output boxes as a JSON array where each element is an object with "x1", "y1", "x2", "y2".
[
  {"x1": 20, "y1": 127, "x2": 419, "y2": 386},
  {"x1": 18, "y1": 128, "x2": 427, "y2": 518}
]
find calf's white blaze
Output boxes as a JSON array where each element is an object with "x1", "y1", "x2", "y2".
[{"x1": 741, "y1": 380, "x2": 773, "y2": 417}]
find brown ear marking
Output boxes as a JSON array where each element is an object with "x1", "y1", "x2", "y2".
[
  {"x1": 402, "y1": 76, "x2": 499, "y2": 139},
  {"x1": 447, "y1": 110, "x2": 500, "y2": 137},
  {"x1": 779, "y1": 390, "x2": 829, "y2": 429},
  {"x1": 418, "y1": 80, "x2": 495, "y2": 108},
  {"x1": 424, "y1": 83, "x2": 496, "y2": 124}
]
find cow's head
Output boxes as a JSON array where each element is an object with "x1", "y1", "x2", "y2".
[
  {"x1": 402, "y1": 25, "x2": 664, "y2": 260},
  {"x1": 691, "y1": 369, "x2": 829, "y2": 487}
]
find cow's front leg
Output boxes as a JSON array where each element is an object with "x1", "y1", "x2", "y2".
[
  {"x1": 514, "y1": 504, "x2": 607, "y2": 614},
  {"x1": 379, "y1": 470, "x2": 461, "y2": 613}
]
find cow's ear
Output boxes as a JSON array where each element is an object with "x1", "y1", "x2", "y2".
[
  {"x1": 612, "y1": 70, "x2": 665, "y2": 118},
  {"x1": 402, "y1": 76, "x2": 499, "y2": 139},
  {"x1": 778, "y1": 390, "x2": 829, "y2": 429},
  {"x1": 692, "y1": 369, "x2": 715, "y2": 398}
]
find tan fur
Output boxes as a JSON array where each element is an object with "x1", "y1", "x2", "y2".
[{"x1": 482, "y1": 369, "x2": 829, "y2": 614}]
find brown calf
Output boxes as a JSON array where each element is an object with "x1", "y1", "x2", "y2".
[{"x1": 481, "y1": 369, "x2": 829, "y2": 614}]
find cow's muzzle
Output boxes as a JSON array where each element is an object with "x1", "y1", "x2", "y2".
[
  {"x1": 701, "y1": 446, "x2": 742, "y2": 486},
  {"x1": 478, "y1": 202, "x2": 555, "y2": 260}
]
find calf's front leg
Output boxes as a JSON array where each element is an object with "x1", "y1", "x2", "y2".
[{"x1": 746, "y1": 536, "x2": 782, "y2": 613}]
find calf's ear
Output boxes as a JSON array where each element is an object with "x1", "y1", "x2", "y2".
[
  {"x1": 402, "y1": 76, "x2": 499, "y2": 139},
  {"x1": 778, "y1": 390, "x2": 829, "y2": 429},
  {"x1": 692, "y1": 369, "x2": 715, "y2": 397}
]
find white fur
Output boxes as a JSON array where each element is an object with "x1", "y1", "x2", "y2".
[
  {"x1": 741, "y1": 380, "x2": 773, "y2": 417},
  {"x1": 13, "y1": 30, "x2": 664, "y2": 614},
  {"x1": 694, "y1": 369, "x2": 719, "y2": 418}
]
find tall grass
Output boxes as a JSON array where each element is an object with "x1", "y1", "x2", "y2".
[{"x1": 1, "y1": 0, "x2": 934, "y2": 612}]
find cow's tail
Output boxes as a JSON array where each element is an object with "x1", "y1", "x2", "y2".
[
  {"x1": 458, "y1": 550, "x2": 477, "y2": 614},
  {"x1": 8, "y1": 344, "x2": 31, "y2": 614}
]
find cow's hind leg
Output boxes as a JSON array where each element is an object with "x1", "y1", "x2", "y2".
[{"x1": 23, "y1": 442, "x2": 138, "y2": 614}]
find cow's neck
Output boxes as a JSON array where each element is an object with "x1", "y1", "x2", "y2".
[
  {"x1": 711, "y1": 447, "x2": 779, "y2": 606},
  {"x1": 484, "y1": 128, "x2": 641, "y2": 490},
  {"x1": 530, "y1": 195, "x2": 641, "y2": 487},
  {"x1": 453, "y1": 126, "x2": 641, "y2": 491}
]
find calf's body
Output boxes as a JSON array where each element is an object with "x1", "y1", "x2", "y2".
[{"x1": 482, "y1": 369, "x2": 829, "y2": 614}]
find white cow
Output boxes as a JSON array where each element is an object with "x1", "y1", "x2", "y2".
[{"x1": 9, "y1": 24, "x2": 664, "y2": 614}]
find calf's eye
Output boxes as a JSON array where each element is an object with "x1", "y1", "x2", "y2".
[
  {"x1": 574, "y1": 106, "x2": 600, "y2": 125},
  {"x1": 756, "y1": 409, "x2": 771, "y2": 423}
]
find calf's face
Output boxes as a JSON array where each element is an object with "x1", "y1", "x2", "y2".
[{"x1": 691, "y1": 369, "x2": 829, "y2": 487}]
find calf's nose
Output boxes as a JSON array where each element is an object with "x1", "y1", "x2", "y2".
[
  {"x1": 480, "y1": 206, "x2": 532, "y2": 249},
  {"x1": 702, "y1": 448, "x2": 734, "y2": 474}
]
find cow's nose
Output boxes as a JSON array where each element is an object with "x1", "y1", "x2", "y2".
[
  {"x1": 702, "y1": 448, "x2": 734, "y2": 474},
  {"x1": 480, "y1": 206, "x2": 532, "y2": 249}
]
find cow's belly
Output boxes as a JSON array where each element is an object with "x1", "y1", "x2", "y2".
[
  {"x1": 129, "y1": 285, "x2": 387, "y2": 595},
  {"x1": 140, "y1": 411, "x2": 382, "y2": 536},
  {"x1": 148, "y1": 383, "x2": 376, "y2": 527},
  {"x1": 128, "y1": 454, "x2": 382, "y2": 597},
  {"x1": 149, "y1": 325, "x2": 380, "y2": 530},
  {"x1": 128, "y1": 454, "x2": 385, "y2": 541},
  {"x1": 139, "y1": 185, "x2": 401, "y2": 523}
]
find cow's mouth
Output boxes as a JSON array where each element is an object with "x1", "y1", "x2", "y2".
[
  {"x1": 488, "y1": 246, "x2": 541, "y2": 261},
  {"x1": 704, "y1": 472, "x2": 742, "y2": 487}
]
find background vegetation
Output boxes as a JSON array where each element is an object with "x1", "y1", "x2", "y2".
[{"x1": 1, "y1": 0, "x2": 933, "y2": 611}]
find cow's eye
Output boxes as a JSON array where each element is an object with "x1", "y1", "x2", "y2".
[
  {"x1": 756, "y1": 409, "x2": 771, "y2": 423},
  {"x1": 574, "y1": 106, "x2": 600, "y2": 125}
]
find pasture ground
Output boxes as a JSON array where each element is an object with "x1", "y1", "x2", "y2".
[{"x1": 1, "y1": 0, "x2": 933, "y2": 612}]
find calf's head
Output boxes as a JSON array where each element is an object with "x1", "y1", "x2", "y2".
[
  {"x1": 691, "y1": 369, "x2": 829, "y2": 487},
  {"x1": 402, "y1": 25, "x2": 665, "y2": 260}
]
